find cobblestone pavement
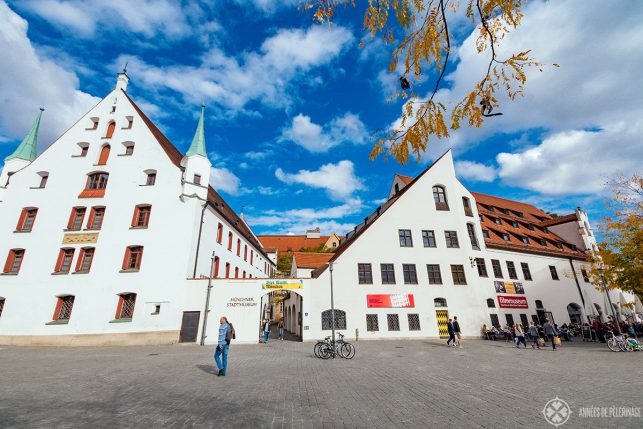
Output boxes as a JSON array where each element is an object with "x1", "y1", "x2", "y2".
[{"x1": 1, "y1": 339, "x2": 641, "y2": 428}]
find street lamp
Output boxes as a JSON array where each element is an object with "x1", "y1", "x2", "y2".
[
  {"x1": 200, "y1": 251, "x2": 216, "y2": 346},
  {"x1": 329, "y1": 261, "x2": 336, "y2": 351},
  {"x1": 598, "y1": 267, "x2": 621, "y2": 334}
]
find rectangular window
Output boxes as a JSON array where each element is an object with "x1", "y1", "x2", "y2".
[
  {"x1": 490, "y1": 314, "x2": 500, "y2": 329},
  {"x1": 124, "y1": 145, "x2": 134, "y2": 156},
  {"x1": 398, "y1": 229, "x2": 413, "y2": 247},
  {"x1": 0, "y1": 297, "x2": 4, "y2": 318},
  {"x1": 402, "y1": 264, "x2": 418, "y2": 284},
  {"x1": 54, "y1": 248, "x2": 75, "y2": 274},
  {"x1": 214, "y1": 257, "x2": 220, "y2": 278},
  {"x1": 445, "y1": 231, "x2": 459, "y2": 248},
  {"x1": 132, "y1": 205, "x2": 151, "y2": 228},
  {"x1": 408, "y1": 314, "x2": 421, "y2": 331},
  {"x1": 250, "y1": 250, "x2": 254, "y2": 265},
  {"x1": 491, "y1": 259, "x2": 503, "y2": 278},
  {"x1": 581, "y1": 268, "x2": 590, "y2": 282},
  {"x1": 17, "y1": 208, "x2": 38, "y2": 232},
  {"x1": 521, "y1": 263, "x2": 533, "y2": 281},
  {"x1": 3, "y1": 249, "x2": 25, "y2": 274},
  {"x1": 507, "y1": 261, "x2": 518, "y2": 279},
  {"x1": 236, "y1": 239, "x2": 241, "y2": 256},
  {"x1": 244, "y1": 245, "x2": 248, "y2": 261},
  {"x1": 122, "y1": 246, "x2": 143, "y2": 271},
  {"x1": 116, "y1": 293, "x2": 136, "y2": 319},
  {"x1": 505, "y1": 314, "x2": 515, "y2": 326},
  {"x1": 549, "y1": 265, "x2": 559, "y2": 280},
  {"x1": 358, "y1": 263, "x2": 373, "y2": 284},
  {"x1": 387, "y1": 314, "x2": 400, "y2": 331},
  {"x1": 426, "y1": 264, "x2": 442, "y2": 284},
  {"x1": 451, "y1": 265, "x2": 467, "y2": 285},
  {"x1": 86, "y1": 173, "x2": 109, "y2": 190},
  {"x1": 476, "y1": 258, "x2": 488, "y2": 277},
  {"x1": 39, "y1": 175, "x2": 49, "y2": 188},
  {"x1": 217, "y1": 223, "x2": 223, "y2": 244},
  {"x1": 380, "y1": 264, "x2": 396, "y2": 284},
  {"x1": 67, "y1": 207, "x2": 86, "y2": 230},
  {"x1": 225, "y1": 263, "x2": 230, "y2": 278},
  {"x1": 366, "y1": 314, "x2": 379, "y2": 331},
  {"x1": 520, "y1": 314, "x2": 529, "y2": 327},
  {"x1": 194, "y1": 174, "x2": 201, "y2": 185},
  {"x1": 146, "y1": 173, "x2": 156, "y2": 186},
  {"x1": 87, "y1": 207, "x2": 105, "y2": 230},
  {"x1": 228, "y1": 232, "x2": 233, "y2": 251},
  {"x1": 80, "y1": 147, "x2": 89, "y2": 157},
  {"x1": 463, "y1": 197, "x2": 473, "y2": 217},
  {"x1": 75, "y1": 248, "x2": 95, "y2": 273},
  {"x1": 234, "y1": 267, "x2": 239, "y2": 278},
  {"x1": 467, "y1": 224, "x2": 479, "y2": 249},
  {"x1": 482, "y1": 229, "x2": 490, "y2": 238},
  {"x1": 422, "y1": 230, "x2": 436, "y2": 247},
  {"x1": 54, "y1": 296, "x2": 75, "y2": 321}
]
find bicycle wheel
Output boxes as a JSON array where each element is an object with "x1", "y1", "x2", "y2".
[
  {"x1": 340, "y1": 342, "x2": 355, "y2": 359},
  {"x1": 622, "y1": 340, "x2": 634, "y2": 352},
  {"x1": 314, "y1": 341, "x2": 324, "y2": 358},
  {"x1": 319, "y1": 343, "x2": 334, "y2": 359},
  {"x1": 607, "y1": 337, "x2": 621, "y2": 352}
]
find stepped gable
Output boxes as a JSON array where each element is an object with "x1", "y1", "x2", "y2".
[{"x1": 122, "y1": 90, "x2": 267, "y2": 257}]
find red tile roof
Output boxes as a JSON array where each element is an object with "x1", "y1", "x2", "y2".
[
  {"x1": 396, "y1": 174, "x2": 414, "y2": 185},
  {"x1": 122, "y1": 90, "x2": 270, "y2": 261},
  {"x1": 258, "y1": 235, "x2": 332, "y2": 253},
  {"x1": 292, "y1": 252, "x2": 334, "y2": 269},
  {"x1": 539, "y1": 213, "x2": 578, "y2": 227}
]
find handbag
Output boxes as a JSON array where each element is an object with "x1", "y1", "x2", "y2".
[
  {"x1": 537, "y1": 338, "x2": 545, "y2": 347},
  {"x1": 553, "y1": 336, "x2": 561, "y2": 346}
]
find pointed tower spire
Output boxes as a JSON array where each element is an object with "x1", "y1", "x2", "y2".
[
  {"x1": 186, "y1": 104, "x2": 207, "y2": 158},
  {"x1": 6, "y1": 108, "x2": 43, "y2": 162}
]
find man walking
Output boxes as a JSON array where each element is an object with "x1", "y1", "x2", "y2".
[
  {"x1": 453, "y1": 316, "x2": 463, "y2": 348},
  {"x1": 446, "y1": 318, "x2": 456, "y2": 347},
  {"x1": 214, "y1": 316, "x2": 234, "y2": 376},
  {"x1": 543, "y1": 319, "x2": 557, "y2": 351},
  {"x1": 262, "y1": 319, "x2": 271, "y2": 344}
]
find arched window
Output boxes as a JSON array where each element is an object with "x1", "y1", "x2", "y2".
[
  {"x1": 434, "y1": 297, "x2": 447, "y2": 307},
  {"x1": 321, "y1": 309, "x2": 346, "y2": 330},
  {"x1": 462, "y1": 197, "x2": 473, "y2": 216},
  {"x1": 81, "y1": 172, "x2": 109, "y2": 198},
  {"x1": 115, "y1": 293, "x2": 137, "y2": 320},
  {"x1": 487, "y1": 298, "x2": 496, "y2": 308},
  {"x1": 432, "y1": 186, "x2": 449, "y2": 211},
  {"x1": 105, "y1": 121, "x2": 116, "y2": 138},
  {"x1": 535, "y1": 300, "x2": 544, "y2": 309},
  {"x1": 214, "y1": 256, "x2": 220, "y2": 277},
  {"x1": 567, "y1": 303, "x2": 582, "y2": 324},
  {"x1": 217, "y1": 223, "x2": 223, "y2": 244},
  {"x1": 97, "y1": 145, "x2": 110, "y2": 165}
]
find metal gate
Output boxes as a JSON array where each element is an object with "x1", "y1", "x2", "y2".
[
  {"x1": 179, "y1": 311, "x2": 200, "y2": 343},
  {"x1": 435, "y1": 310, "x2": 449, "y2": 338}
]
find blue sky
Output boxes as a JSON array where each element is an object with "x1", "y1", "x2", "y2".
[{"x1": 1, "y1": 0, "x2": 642, "y2": 236}]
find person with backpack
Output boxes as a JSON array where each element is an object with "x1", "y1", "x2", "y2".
[
  {"x1": 446, "y1": 318, "x2": 456, "y2": 347},
  {"x1": 453, "y1": 316, "x2": 463, "y2": 348},
  {"x1": 214, "y1": 316, "x2": 234, "y2": 376}
]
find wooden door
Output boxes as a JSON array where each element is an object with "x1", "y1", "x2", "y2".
[{"x1": 179, "y1": 311, "x2": 200, "y2": 343}]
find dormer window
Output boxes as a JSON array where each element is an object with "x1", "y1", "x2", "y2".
[
  {"x1": 494, "y1": 218, "x2": 501, "y2": 225},
  {"x1": 500, "y1": 208, "x2": 509, "y2": 215},
  {"x1": 502, "y1": 233, "x2": 510, "y2": 241},
  {"x1": 539, "y1": 239, "x2": 547, "y2": 246},
  {"x1": 555, "y1": 242, "x2": 563, "y2": 249},
  {"x1": 515, "y1": 212, "x2": 523, "y2": 218},
  {"x1": 482, "y1": 229, "x2": 490, "y2": 238},
  {"x1": 511, "y1": 221, "x2": 519, "y2": 228},
  {"x1": 487, "y1": 205, "x2": 495, "y2": 212},
  {"x1": 521, "y1": 236, "x2": 530, "y2": 244},
  {"x1": 526, "y1": 224, "x2": 535, "y2": 231}
]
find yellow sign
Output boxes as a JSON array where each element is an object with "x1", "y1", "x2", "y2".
[
  {"x1": 262, "y1": 279, "x2": 303, "y2": 290},
  {"x1": 62, "y1": 233, "x2": 99, "y2": 245},
  {"x1": 504, "y1": 281, "x2": 516, "y2": 294}
]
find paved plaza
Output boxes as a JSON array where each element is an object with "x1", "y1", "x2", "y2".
[{"x1": 0, "y1": 339, "x2": 641, "y2": 428}]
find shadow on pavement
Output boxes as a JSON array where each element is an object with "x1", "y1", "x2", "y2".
[{"x1": 196, "y1": 364, "x2": 218, "y2": 375}]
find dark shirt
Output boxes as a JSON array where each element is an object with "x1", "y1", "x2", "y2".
[
  {"x1": 453, "y1": 321, "x2": 461, "y2": 333},
  {"x1": 447, "y1": 322, "x2": 455, "y2": 334}
]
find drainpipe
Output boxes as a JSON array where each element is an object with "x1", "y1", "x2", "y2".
[
  {"x1": 200, "y1": 251, "x2": 215, "y2": 346},
  {"x1": 192, "y1": 202, "x2": 208, "y2": 278},
  {"x1": 568, "y1": 258, "x2": 587, "y2": 321}
]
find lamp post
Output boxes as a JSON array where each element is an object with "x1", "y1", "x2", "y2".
[
  {"x1": 200, "y1": 251, "x2": 216, "y2": 346},
  {"x1": 598, "y1": 267, "x2": 621, "y2": 334},
  {"x1": 329, "y1": 262, "x2": 336, "y2": 352}
]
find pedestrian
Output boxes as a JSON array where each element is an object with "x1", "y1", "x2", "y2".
[
  {"x1": 278, "y1": 319, "x2": 285, "y2": 340},
  {"x1": 528, "y1": 322, "x2": 540, "y2": 349},
  {"x1": 446, "y1": 318, "x2": 456, "y2": 347},
  {"x1": 543, "y1": 319, "x2": 557, "y2": 351},
  {"x1": 262, "y1": 319, "x2": 271, "y2": 344},
  {"x1": 214, "y1": 316, "x2": 234, "y2": 376},
  {"x1": 514, "y1": 323, "x2": 527, "y2": 348},
  {"x1": 453, "y1": 316, "x2": 463, "y2": 348}
]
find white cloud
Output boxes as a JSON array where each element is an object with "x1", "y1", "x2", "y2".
[
  {"x1": 17, "y1": 0, "x2": 194, "y2": 39},
  {"x1": 0, "y1": 2, "x2": 99, "y2": 149},
  {"x1": 275, "y1": 160, "x2": 364, "y2": 201},
  {"x1": 455, "y1": 160, "x2": 497, "y2": 183},
  {"x1": 233, "y1": 0, "x2": 298, "y2": 14},
  {"x1": 281, "y1": 112, "x2": 368, "y2": 153},
  {"x1": 123, "y1": 25, "x2": 354, "y2": 114},
  {"x1": 497, "y1": 121, "x2": 643, "y2": 195},
  {"x1": 209, "y1": 167, "x2": 242, "y2": 195}
]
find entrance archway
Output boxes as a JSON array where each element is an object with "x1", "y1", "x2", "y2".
[
  {"x1": 259, "y1": 290, "x2": 303, "y2": 342},
  {"x1": 567, "y1": 303, "x2": 582, "y2": 324}
]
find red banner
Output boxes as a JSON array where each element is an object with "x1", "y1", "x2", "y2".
[
  {"x1": 497, "y1": 295, "x2": 529, "y2": 308},
  {"x1": 367, "y1": 294, "x2": 415, "y2": 308}
]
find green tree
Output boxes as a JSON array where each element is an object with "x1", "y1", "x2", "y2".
[
  {"x1": 305, "y1": 0, "x2": 547, "y2": 164},
  {"x1": 586, "y1": 174, "x2": 643, "y2": 298}
]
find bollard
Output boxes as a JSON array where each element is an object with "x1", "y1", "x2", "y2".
[{"x1": 355, "y1": 328, "x2": 359, "y2": 341}]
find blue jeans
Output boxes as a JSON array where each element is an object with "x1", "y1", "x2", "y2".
[
  {"x1": 214, "y1": 344, "x2": 229, "y2": 374},
  {"x1": 279, "y1": 328, "x2": 284, "y2": 339},
  {"x1": 263, "y1": 331, "x2": 269, "y2": 343}
]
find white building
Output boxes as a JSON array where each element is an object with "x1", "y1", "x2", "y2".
[{"x1": 0, "y1": 73, "x2": 274, "y2": 346}]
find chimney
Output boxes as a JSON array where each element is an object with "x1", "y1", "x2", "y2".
[{"x1": 306, "y1": 227, "x2": 321, "y2": 239}]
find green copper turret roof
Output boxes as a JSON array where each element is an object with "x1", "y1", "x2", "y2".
[
  {"x1": 6, "y1": 108, "x2": 43, "y2": 162},
  {"x1": 186, "y1": 104, "x2": 207, "y2": 158}
]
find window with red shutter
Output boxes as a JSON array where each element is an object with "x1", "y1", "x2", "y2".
[
  {"x1": 53, "y1": 295, "x2": 75, "y2": 321},
  {"x1": 75, "y1": 248, "x2": 95, "y2": 273},
  {"x1": 16, "y1": 208, "x2": 38, "y2": 232},
  {"x1": 67, "y1": 207, "x2": 86, "y2": 230},
  {"x1": 54, "y1": 248, "x2": 75, "y2": 273},
  {"x1": 115, "y1": 293, "x2": 136, "y2": 319},
  {"x1": 216, "y1": 223, "x2": 223, "y2": 244},
  {"x1": 105, "y1": 122, "x2": 115, "y2": 138},
  {"x1": 87, "y1": 207, "x2": 105, "y2": 230},
  {"x1": 3, "y1": 249, "x2": 25, "y2": 274},
  {"x1": 97, "y1": 145, "x2": 110, "y2": 165},
  {"x1": 122, "y1": 246, "x2": 143, "y2": 271},
  {"x1": 132, "y1": 205, "x2": 151, "y2": 228}
]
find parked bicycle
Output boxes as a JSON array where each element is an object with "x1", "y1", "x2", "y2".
[
  {"x1": 606, "y1": 331, "x2": 634, "y2": 352},
  {"x1": 314, "y1": 333, "x2": 355, "y2": 359}
]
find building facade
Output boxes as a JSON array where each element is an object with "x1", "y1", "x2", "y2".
[{"x1": 0, "y1": 74, "x2": 274, "y2": 346}]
